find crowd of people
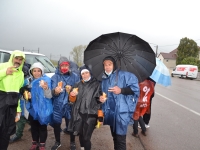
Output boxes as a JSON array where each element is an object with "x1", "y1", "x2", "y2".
[{"x1": 0, "y1": 50, "x2": 155, "y2": 150}]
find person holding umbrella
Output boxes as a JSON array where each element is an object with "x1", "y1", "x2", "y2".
[{"x1": 99, "y1": 56, "x2": 140, "y2": 150}]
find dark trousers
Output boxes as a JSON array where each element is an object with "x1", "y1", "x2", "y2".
[
  {"x1": 53, "y1": 122, "x2": 75, "y2": 143},
  {"x1": 16, "y1": 116, "x2": 29, "y2": 138},
  {"x1": 79, "y1": 135, "x2": 91, "y2": 150},
  {"x1": 133, "y1": 116, "x2": 146, "y2": 134},
  {"x1": 78, "y1": 115, "x2": 96, "y2": 150},
  {"x1": 110, "y1": 126, "x2": 126, "y2": 150},
  {"x1": 143, "y1": 93, "x2": 154, "y2": 125},
  {"x1": 0, "y1": 126, "x2": 10, "y2": 150},
  {"x1": 29, "y1": 115, "x2": 47, "y2": 143},
  {"x1": 0, "y1": 105, "x2": 17, "y2": 150}
]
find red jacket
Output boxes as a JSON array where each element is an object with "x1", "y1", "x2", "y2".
[{"x1": 133, "y1": 79, "x2": 154, "y2": 120}]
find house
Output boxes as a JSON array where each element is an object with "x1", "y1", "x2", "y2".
[
  {"x1": 157, "y1": 49, "x2": 177, "y2": 70},
  {"x1": 158, "y1": 47, "x2": 200, "y2": 71}
]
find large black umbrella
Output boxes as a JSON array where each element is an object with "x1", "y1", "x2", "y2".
[{"x1": 84, "y1": 32, "x2": 156, "y2": 82}]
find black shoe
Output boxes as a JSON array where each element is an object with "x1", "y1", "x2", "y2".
[
  {"x1": 9, "y1": 134, "x2": 21, "y2": 143},
  {"x1": 63, "y1": 128, "x2": 70, "y2": 134},
  {"x1": 132, "y1": 132, "x2": 139, "y2": 138},
  {"x1": 70, "y1": 142, "x2": 76, "y2": 150},
  {"x1": 51, "y1": 141, "x2": 61, "y2": 150},
  {"x1": 141, "y1": 130, "x2": 147, "y2": 136}
]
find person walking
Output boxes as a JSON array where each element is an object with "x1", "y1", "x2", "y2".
[
  {"x1": 0, "y1": 50, "x2": 25, "y2": 150},
  {"x1": 132, "y1": 79, "x2": 154, "y2": 137},
  {"x1": 68, "y1": 66, "x2": 102, "y2": 150},
  {"x1": 51, "y1": 57, "x2": 79, "y2": 150},
  {"x1": 142, "y1": 78, "x2": 156, "y2": 128},
  {"x1": 21, "y1": 62, "x2": 53, "y2": 150},
  {"x1": 99, "y1": 56, "x2": 140, "y2": 150}
]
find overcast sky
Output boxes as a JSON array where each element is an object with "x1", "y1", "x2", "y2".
[{"x1": 0, "y1": 0, "x2": 200, "y2": 60}]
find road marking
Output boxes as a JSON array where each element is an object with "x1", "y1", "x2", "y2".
[{"x1": 156, "y1": 92, "x2": 200, "y2": 116}]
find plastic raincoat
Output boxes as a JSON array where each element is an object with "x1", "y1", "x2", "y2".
[
  {"x1": 101, "y1": 70, "x2": 139, "y2": 135},
  {"x1": 51, "y1": 57, "x2": 79, "y2": 123},
  {"x1": 25, "y1": 63, "x2": 53, "y2": 125},
  {"x1": 0, "y1": 50, "x2": 25, "y2": 135}
]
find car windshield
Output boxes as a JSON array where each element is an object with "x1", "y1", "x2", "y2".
[{"x1": 25, "y1": 54, "x2": 56, "y2": 73}]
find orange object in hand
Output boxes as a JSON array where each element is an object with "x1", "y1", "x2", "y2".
[
  {"x1": 69, "y1": 94, "x2": 76, "y2": 103},
  {"x1": 98, "y1": 110, "x2": 104, "y2": 118},
  {"x1": 58, "y1": 81, "x2": 63, "y2": 88}
]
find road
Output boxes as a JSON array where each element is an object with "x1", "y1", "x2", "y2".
[
  {"x1": 8, "y1": 77, "x2": 200, "y2": 150},
  {"x1": 140, "y1": 77, "x2": 200, "y2": 150}
]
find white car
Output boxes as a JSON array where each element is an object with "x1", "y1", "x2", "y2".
[
  {"x1": 171, "y1": 64, "x2": 198, "y2": 79},
  {"x1": 0, "y1": 49, "x2": 56, "y2": 77}
]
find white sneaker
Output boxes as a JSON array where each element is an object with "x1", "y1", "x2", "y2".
[
  {"x1": 145, "y1": 124, "x2": 150, "y2": 128},
  {"x1": 138, "y1": 125, "x2": 141, "y2": 128}
]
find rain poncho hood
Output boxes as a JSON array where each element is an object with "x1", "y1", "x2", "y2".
[
  {"x1": 0, "y1": 50, "x2": 25, "y2": 92},
  {"x1": 29, "y1": 62, "x2": 44, "y2": 77}
]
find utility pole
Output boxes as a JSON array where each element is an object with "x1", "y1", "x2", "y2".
[
  {"x1": 38, "y1": 47, "x2": 39, "y2": 53},
  {"x1": 155, "y1": 45, "x2": 158, "y2": 57}
]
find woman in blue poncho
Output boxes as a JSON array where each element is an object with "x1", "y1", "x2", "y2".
[{"x1": 21, "y1": 62, "x2": 53, "y2": 150}]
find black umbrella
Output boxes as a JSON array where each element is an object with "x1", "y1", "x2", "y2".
[{"x1": 84, "y1": 32, "x2": 156, "y2": 82}]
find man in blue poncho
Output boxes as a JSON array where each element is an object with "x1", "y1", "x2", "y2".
[{"x1": 99, "y1": 56, "x2": 140, "y2": 150}]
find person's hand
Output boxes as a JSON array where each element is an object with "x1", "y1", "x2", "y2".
[
  {"x1": 15, "y1": 112, "x2": 21, "y2": 122},
  {"x1": 6, "y1": 66, "x2": 17, "y2": 75},
  {"x1": 40, "y1": 80, "x2": 48, "y2": 90},
  {"x1": 70, "y1": 88, "x2": 78, "y2": 97},
  {"x1": 28, "y1": 92, "x2": 31, "y2": 99},
  {"x1": 108, "y1": 86, "x2": 121, "y2": 94},
  {"x1": 54, "y1": 86, "x2": 62, "y2": 95},
  {"x1": 99, "y1": 95, "x2": 106, "y2": 103}
]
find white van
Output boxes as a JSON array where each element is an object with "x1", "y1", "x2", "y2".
[
  {"x1": 0, "y1": 49, "x2": 56, "y2": 77},
  {"x1": 171, "y1": 64, "x2": 198, "y2": 79}
]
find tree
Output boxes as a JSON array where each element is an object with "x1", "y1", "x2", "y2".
[
  {"x1": 181, "y1": 57, "x2": 200, "y2": 70},
  {"x1": 70, "y1": 45, "x2": 87, "y2": 67},
  {"x1": 176, "y1": 37, "x2": 199, "y2": 65}
]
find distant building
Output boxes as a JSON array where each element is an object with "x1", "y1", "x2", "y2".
[
  {"x1": 157, "y1": 49, "x2": 177, "y2": 70},
  {"x1": 158, "y1": 47, "x2": 200, "y2": 71}
]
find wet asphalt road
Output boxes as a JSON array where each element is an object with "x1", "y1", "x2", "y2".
[
  {"x1": 8, "y1": 77, "x2": 200, "y2": 150},
  {"x1": 140, "y1": 77, "x2": 200, "y2": 150}
]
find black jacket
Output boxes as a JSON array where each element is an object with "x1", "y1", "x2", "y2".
[{"x1": 68, "y1": 77, "x2": 101, "y2": 136}]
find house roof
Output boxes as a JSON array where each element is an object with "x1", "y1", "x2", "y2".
[
  {"x1": 159, "y1": 48, "x2": 178, "y2": 59},
  {"x1": 159, "y1": 46, "x2": 200, "y2": 59}
]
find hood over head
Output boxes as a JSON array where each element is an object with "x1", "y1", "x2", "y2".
[
  {"x1": 8, "y1": 50, "x2": 25, "y2": 71},
  {"x1": 58, "y1": 56, "x2": 70, "y2": 74},
  {"x1": 29, "y1": 62, "x2": 44, "y2": 77},
  {"x1": 79, "y1": 65, "x2": 92, "y2": 81}
]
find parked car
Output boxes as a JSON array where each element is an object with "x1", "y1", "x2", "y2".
[
  {"x1": 171, "y1": 64, "x2": 198, "y2": 79},
  {"x1": 0, "y1": 49, "x2": 56, "y2": 77}
]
